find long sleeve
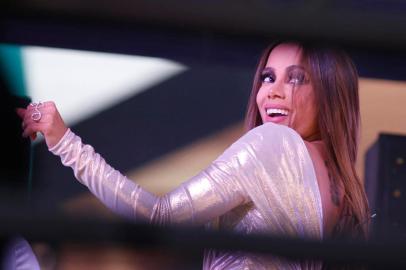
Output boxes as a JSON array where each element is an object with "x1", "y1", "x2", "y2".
[
  {"x1": 49, "y1": 129, "x2": 250, "y2": 226},
  {"x1": 2, "y1": 237, "x2": 41, "y2": 270},
  {"x1": 50, "y1": 122, "x2": 323, "y2": 241}
]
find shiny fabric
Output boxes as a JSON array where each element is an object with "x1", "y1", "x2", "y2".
[
  {"x1": 2, "y1": 237, "x2": 41, "y2": 270},
  {"x1": 50, "y1": 122, "x2": 323, "y2": 269}
]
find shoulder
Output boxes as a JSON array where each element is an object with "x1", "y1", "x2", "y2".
[
  {"x1": 247, "y1": 122, "x2": 300, "y2": 137},
  {"x1": 222, "y1": 123, "x2": 310, "y2": 168},
  {"x1": 238, "y1": 123, "x2": 306, "y2": 151},
  {"x1": 218, "y1": 122, "x2": 311, "y2": 168}
]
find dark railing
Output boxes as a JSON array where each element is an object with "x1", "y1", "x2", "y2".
[{"x1": 0, "y1": 209, "x2": 405, "y2": 268}]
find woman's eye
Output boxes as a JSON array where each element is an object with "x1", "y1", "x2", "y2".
[
  {"x1": 261, "y1": 72, "x2": 275, "y2": 83},
  {"x1": 288, "y1": 77, "x2": 302, "y2": 85},
  {"x1": 287, "y1": 71, "x2": 307, "y2": 85}
]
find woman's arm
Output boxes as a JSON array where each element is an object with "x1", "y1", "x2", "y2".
[
  {"x1": 17, "y1": 102, "x2": 323, "y2": 238},
  {"x1": 48, "y1": 128, "x2": 249, "y2": 225},
  {"x1": 2, "y1": 237, "x2": 40, "y2": 270},
  {"x1": 17, "y1": 101, "x2": 250, "y2": 225}
]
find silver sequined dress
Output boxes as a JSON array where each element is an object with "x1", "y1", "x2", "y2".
[{"x1": 50, "y1": 122, "x2": 323, "y2": 269}]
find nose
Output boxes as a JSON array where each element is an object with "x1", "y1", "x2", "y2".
[{"x1": 267, "y1": 81, "x2": 286, "y2": 100}]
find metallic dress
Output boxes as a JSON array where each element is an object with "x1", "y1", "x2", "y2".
[
  {"x1": 2, "y1": 237, "x2": 40, "y2": 270},
  {"x1": 50, "y1": 122, "x2": 323, "y2": 269}
]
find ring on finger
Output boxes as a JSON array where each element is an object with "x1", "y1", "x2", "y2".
[
  {"x1": 29, "y1": 101, "x2": 44, "y2": 110},
  {"x1": 31, "y1": 111, "x2": 42, "y2": 122},
  {"x1": 30, "y1": 101, "x2": 43, "y2": 122}
]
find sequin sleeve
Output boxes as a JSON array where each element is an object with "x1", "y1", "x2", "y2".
[
  {"x1": 2, "y1": 237, "x2": 40, "y2": 270},
  {"x1": 49, "y1": 128, "x2": 250, "y2": 225},
  {"x1": 49, "y1": 122, "x2": 323, "y2": 239}
]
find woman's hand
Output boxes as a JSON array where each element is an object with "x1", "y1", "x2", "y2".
[{"x1": 16, "y1": 101, "x2": 68, "y2": 149}]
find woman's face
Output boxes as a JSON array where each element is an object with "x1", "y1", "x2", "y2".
[{"x1": 256, "y1": 43, "x2": 319, "y2": 140}]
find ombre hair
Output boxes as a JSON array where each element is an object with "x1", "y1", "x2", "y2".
[{"x1": 245, "y1": 42, "x2": 370, "y2": 240}]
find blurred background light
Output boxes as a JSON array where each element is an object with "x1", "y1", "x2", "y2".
[{"x1": 23, "y1": 46, "x2": 187, "y2": 125}]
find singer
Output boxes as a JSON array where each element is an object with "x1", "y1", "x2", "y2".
[{"x1": 17, "y1": 42, "x2": 369, "y2": 269}]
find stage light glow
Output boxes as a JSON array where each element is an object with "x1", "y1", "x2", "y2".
[{"x1": 22, "y1": 46, "x2": 188, "y2": 125}]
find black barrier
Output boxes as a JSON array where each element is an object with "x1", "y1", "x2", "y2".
[
  {"x1": 0, "y1": 211, "x2": 405, "y2": 268},
  {"x1": 1, "y1": 0, "x2": 406, "y2": 52}
]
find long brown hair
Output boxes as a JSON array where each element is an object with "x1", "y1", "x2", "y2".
[{"x1": 245, "y1": 42, "x2": 370, "y2": 240}]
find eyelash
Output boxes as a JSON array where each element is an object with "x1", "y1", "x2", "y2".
[
  {"x1": 260, "y1": 72, "x2": 275, "y2": 83},
  {"x1": 287, "y1": 72, "x2": 306, "y2": 85}
]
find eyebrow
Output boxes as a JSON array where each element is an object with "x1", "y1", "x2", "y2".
[
  {"x1": 286, "y1": 65, "x2": 306, "y2": 72},
  {"x1": 261, "y1": 67, "x2": 275, "y2": 73}
]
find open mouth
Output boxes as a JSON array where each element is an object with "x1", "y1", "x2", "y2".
[{"x1": 266, "y1": 108, "x2": 289, "y2": 117}]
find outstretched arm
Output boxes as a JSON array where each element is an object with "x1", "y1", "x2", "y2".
[
  {"x1": 17, "y1": 102, "x2": 249, "y2": 225},
  {"x1": 48, "y1": 128, "x2": 249, "y2": 225},
  {"x1": 17, "y1": 102, "x2": 323, "y2": 239}
]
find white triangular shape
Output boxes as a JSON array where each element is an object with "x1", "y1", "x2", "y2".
[{"x1": 23, "y1": 46, "x2": 187, "y2": 125}]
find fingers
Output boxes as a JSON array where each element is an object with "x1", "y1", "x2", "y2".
[
  {"x1": 17, "y1": 102, "x2": 55, "y2": 141},
  {"x1": 22, "y1": 122, "x2": 42, "y2": 138},
  {"x1": 23, "y1": 113, "x2": 48, "y2": 128},
  {"x1": 27, "y1": 101, "x2": 55, "y2": 109},
  {"x1": 18, "y1": 101, "x2": 66, "y2": 147},
  {"x1": 19, "y1": 102, "x2": 50, "y2": 140},
  {"x1": 24, "y1": 102, "x2": 50, "y2": 123},
  {"x1": 25, "y1": 101, "x2": 56, "y2": 116}
]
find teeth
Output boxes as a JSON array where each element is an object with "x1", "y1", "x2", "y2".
[{"x1": 266, "y1": 108, "x2": 289, "y2": 116}]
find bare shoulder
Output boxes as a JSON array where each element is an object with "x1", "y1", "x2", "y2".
[{"x1": 303, "y1": 140, "x2": 344, "y2": 236}]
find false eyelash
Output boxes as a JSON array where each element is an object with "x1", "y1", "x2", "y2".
[
  {"x1": 287, "y1": 72, "x2": 308, "y2": 85},
  {"x1": 260, "y1": 71, "x2": 275, "y2": 82}
]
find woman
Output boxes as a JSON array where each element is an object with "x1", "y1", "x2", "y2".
[{"x1": 17, "y1": 42, "x2": 369, "y2": 269}]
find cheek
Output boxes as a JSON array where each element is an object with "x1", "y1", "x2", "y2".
[
  {"x1": 256, "y1": 88, "x2": 263, "y2": 109},
  {"x1": 256, "y1": 89, "x2": 261, "y2": 105},
  {"x1": 256, "y1": 87, "x2": 267, "y2": 106},
  {"x1": 255, "y1": 88, "x2": 267, "y2": 121}
]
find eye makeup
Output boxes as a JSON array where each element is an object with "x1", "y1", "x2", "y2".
[
  {"x1": 260, "y1": 68, "x2": 275, "y2": 83},
  {"x1": 286, "y1": 66, "x2": 309, "y2": 85},
  {"x1": 260, "y1": 66, "x2": 309, "y2": 86}
]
